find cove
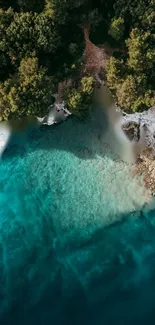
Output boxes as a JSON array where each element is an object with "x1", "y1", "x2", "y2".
[{"x1": 0, "y1": 115, "x2": 155, "y2": 325}]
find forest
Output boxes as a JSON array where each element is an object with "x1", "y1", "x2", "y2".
[{"x1": 0, "y1": 0, "x2": 154, "y2": 120}]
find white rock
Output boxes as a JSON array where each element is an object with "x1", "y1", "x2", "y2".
[
  {"x1": 0, "y1": 122, "x2": 11, "y2": 157},
  {"x1": 42, "y1": 102, "x2": 71, "y2": 126},
  {"x1": 122, "y1": 107, "x2": 155, "y2": 152}
]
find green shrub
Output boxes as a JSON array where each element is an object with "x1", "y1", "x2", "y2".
[
  {"x1": 108, "y1": 17, "x2": 125, "y2": 41},
  {"x1": 106, "y1": 56, "x2": 125, "y2": 89},
  {"x1": 81, "y1": 76, "x2": 94, "y2": 94},
  {"x1": 63, "y1": 76, "x2": 95, "y2": 116}
]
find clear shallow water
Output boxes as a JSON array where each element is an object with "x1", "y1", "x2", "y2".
[{"x1": 0, "y1": 116, "x2": 155, "y2": 325}]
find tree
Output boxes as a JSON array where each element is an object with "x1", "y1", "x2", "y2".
[
  {"x1": 34, "y1": 13, "x2": 60, "y2": 53},
  {"x1": 45, "y1": 0, "x2": 101, "y2": 26},
  {"x1": 0, "y1": 0, "x2": 154, "y2": 119},
  {"x1": 106, "y1": 62, "x2": 155, "y2": 112},
  {"x1": 116, "y1": 75, "x2": 143, "y2": 111},
  {"x1": 113, "y1": 0, "x2": 150, "y2": 26},
  {"x1": 111, "y1": 0, "x2": 155, "y2": 45},
  {"x1": 1, "y1": 11, "x2": 60, "y2": 64},
  {"x1": 106, "y1": 56, "x2": 126, "y2": 89},
  {"x1": 106, "y1": 1, "x2": 155, "y2": 114},
  {"x1": 126, "y1": 28, "x2": 155, "y2": 72},
  {"x1": 116, "y1": 74, "x2": 155, "y2": 112},
  {"x1": 108, "y1": 17, "x2": 125, "y2": 41},
  {"x1": 0, "y1": 8, "x2": 14, "y2": 52},
  {"x1": 5, "y1": 12, "x2": 35, "y2": 60},
  {"x1": 0, "y1": 56, "x2": 55, "y2": 121},
  {"x1": 81, "y1": 76, "x2": 94, "y2": 94},
  {"x1": 63, "y1": 76, "x2": 94, "y2": 116},
  {"x1": 141, "y1": 1, "x2": 155, "y2": 32}
]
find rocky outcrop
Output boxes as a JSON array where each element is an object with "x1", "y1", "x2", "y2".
[
  {"x1": 122, "y1": 107, "x2": 155, "y2": 154},
  {"x1": 41, "y1": 102, "x2": 71, "y2": 125},
  {"x1": 122, "y1": 121, "x2": 140, "y2": 142},
  {"x1": 122, "y1": 107, "x2": 155, "y2": 194},
  {"x1": 0, "y1": 123, "x2": 11, "y2": 157},
  {"x1": 135, "y1": 149, "x2": 155, "y2": 194},
  {"x1": 0, "y1": 102, "x2": 71, "y2": 157}
]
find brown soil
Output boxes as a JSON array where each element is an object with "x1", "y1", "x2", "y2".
[
  {"x1": 55, "y1": 25, "x2": 119, "y2": 102},
  {"x1": 82, "y1": 25, "x2": 124, "y2": 83},
  {"x1": 82, "y1": 25, "x2": 108, "y2": 79}
]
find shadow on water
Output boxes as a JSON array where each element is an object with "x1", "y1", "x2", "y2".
[
  {"x1": 1, "y1": 87, "x2": 145, "y2": 164},
  {"x1": 1, "y1": 111, "x2": 112, "y2": 162},
  {"x1": 1, "y1": 208, "x2": 155, "y2": 325},
  {"x1": 1, "y1": 84, "x2": 145, "y2": 163}
]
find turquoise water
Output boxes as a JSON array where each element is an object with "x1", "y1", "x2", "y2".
[{"x1": 0, "y1": 116, "x2": 155, "y2": 325}]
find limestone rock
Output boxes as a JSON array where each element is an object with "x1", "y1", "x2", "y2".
[
  {"x1": 42, "y1": 102, "x2": 71, "y2": 126},
  {"x1": 122, "y1": 121, "x2": 140, "y2": 141},
  {"x1": 122, "y1": 107, "x2": 155, "y2": 154},
  {"x1": 0, "y1": 123, "x2": 11, "y2": 157}
]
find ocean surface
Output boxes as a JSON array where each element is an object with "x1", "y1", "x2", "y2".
[{"x1": 0, "y1": 115, "x2": 155, "y2": 325}]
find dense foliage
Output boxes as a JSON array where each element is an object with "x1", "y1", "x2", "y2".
[
  {"x1": 106, "y1": 0, "x2": 155, "y2": 112},
  {"x1": 0, "y1": 0, "x2": 154, "y2": 120},
  {"x1": 0, "y1": 56, "x2": 55, "y2": 121},
  {"x1": 64, "y1": 76, "x2": 94, "y2": 116}
]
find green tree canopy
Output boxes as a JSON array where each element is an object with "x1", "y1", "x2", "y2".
[
  {"x1": 0, "y1": 0, "x2": 154, "y2": 119},
  {"x1": 34, "y1": 13, "x2": 60, "y2": 53},
  {"x1": 106, "y1": 57, "x2": 155, "y2": 112},
  {"x1": 45, "y1": 0, "x2": 102, "y2": 26},
  {"x1": 64, "y1": 76, "x2": 94, "y2": 116},
  {"x1": 0, "y1": 11, "x2": 60, "y2": 64},
  {"x1": 4, "y1": 12, "x2": 35, "y2": 60},
  {"x1": 126, "y1": 28, "x2": 155, "y2": 72},
  {"x1": 105, "y1": 0, "x2": 155, "y2": 113},
  {"x1": 113, "y1": 0, "x2": 151, "y2": 26},
  {"x1": 108, "y1": 17, "x2": 125, "y2": 41},
  {"x1": 0, "y1": 56, "x2": 55, "y2": 121}
]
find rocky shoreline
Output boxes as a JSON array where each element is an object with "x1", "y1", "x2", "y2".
[
  {"x1": 122, "y1": 107, "x2": 155, "y2": 153},
  {"x1": 122, "y1": 107, "x2": 155, "y2": 194},
  {"x1": 0, "y1": 123, "x2": 11, "y2": 157}
]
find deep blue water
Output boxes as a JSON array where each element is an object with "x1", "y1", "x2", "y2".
[{"x1": 0, "y1": 117, "x2": 155, "y2": 325}]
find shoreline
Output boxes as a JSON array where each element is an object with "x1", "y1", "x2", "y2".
[
  {"x1": 44, "y1": 103, "x2": 155, "y2": 196},
  {"x1": 0, "y1": 105, "x2": 155, "y2": 195},
  {"x1": 122, "y1": 107, "x2": 155, "y2": 195}
]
